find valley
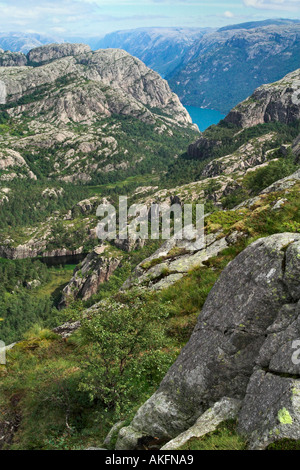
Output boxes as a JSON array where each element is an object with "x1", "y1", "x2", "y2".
[{"x1": 0, "y1": 23, "x2": 300, "y2": 451}]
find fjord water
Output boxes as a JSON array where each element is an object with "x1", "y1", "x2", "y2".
[{"x1": 185, "y1": 106, "x2": 225, "y2": 131}]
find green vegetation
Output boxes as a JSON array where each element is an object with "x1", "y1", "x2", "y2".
[
  {"x1": 179, "y1": 421, "x2": 247, "y2": 450},
  {"x1": 243, "y1": 157, "x2": 297, "y2": 195},
  {"x1": 267, "y1": 439, "x2": 300, "y2": 450},
  {"x1": 163, "y1": 120, "x2": 300, "y2": 187},
  {"x1": 1, "y1": 64, "x2": 300, "y2": 450},
  {"x1": 1, "y1": 178, "x2": 300, "y2": 449},
  {"x1": 79, "y1": 291, "x2": 175, "y2": 418},
  {"x1": 0, "y1": 258, "x2": 72, "y2": 344}
]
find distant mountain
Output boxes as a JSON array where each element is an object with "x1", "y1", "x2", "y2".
[
  {"x1": 167, "y1": 22, "x2": 300, "y2": 113},
  {"x1": 0, "y1": 32, "x2": 61, "y2": 54},
  {"x1": 95, "y1": 27, "x2": 212, "y2": 77},
  {"x1": 218, "y1": 18, "x2": 300, "y2": 31},
  {"x1": 89, "y1": 21, "x2": 300, "y2": 113},
  {"x1": 2, "y1": 20, "x2": 300, "y2": 114}
]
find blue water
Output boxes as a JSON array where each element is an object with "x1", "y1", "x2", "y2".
[{"x1": 185, "y1": 106, "x2": 225, "y2": 132}]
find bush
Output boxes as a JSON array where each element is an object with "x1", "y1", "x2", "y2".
[{"x1": 79, "y1": 290, "x2": 174, "y2": 416}]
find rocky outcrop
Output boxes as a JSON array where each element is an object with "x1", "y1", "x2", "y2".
[
  {"x1": 0, "y1": 148, "x2": 36, "y2": 180},
  {"x1": 0, "y1": 51, "x2": 27, "y2": 67},
  {"x1": 0, "y1": 48, "x2": 192, "y2": 127},
  {"x1": 52, "y1": 320, "x2": 81, "y2": 339},
  {"x1": 160, "y1": 397, "x2": 241, "y2": 450},
  {"x1": 113, "y1": 235, "x2": 146, "y2": 253},
  {"x1": 116, "y1": 233, "x2": 300, "y2": 450},
  {"x1": 122, "y1": 230, "x2": 231, "y2": 291},
  {"x1": 59, "y1": 246, "x2": 122, "y2": 306},
  {"x1": 0, "y1": 245, "x2": 84, "y2": 260},
  {"x1": 292, "y1": 133, "x2": 300, "y2": 162},
  {"x1": 0, "y1": 32, "x2": 58, "y2": 54},
  {"x1": 188, "y1": 68, "x2": 300, "y2": 162},
  {"x1": 236, "y1": 168, "x2": 300, "y2": 210},
  {"x1": 225, "y1": 69, "x2": 300, "y2": 128},
  {"x1": 27, "y1": 43, "x2": 91, "y2": 65},
  {"x1": 71, "y1": 197, "x2": 103, "y2": 217},
  {"x1": 187, "y1": 135, "x2": 222, "y2": 160},
  {"x1": 201, "y1": 133, "x2": 276, "y2": 178}
]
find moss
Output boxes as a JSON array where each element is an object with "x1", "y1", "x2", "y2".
[{"x1": 267, "y1": 438, "x2": 300, "y2": 450}]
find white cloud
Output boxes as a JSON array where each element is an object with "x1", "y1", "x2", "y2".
[
  {"x1": 243, "y1": 0, "x2": 300, "y2": 11},
  {"x1": 223, "y1": 10, "x2": 235, "y2": 17}
]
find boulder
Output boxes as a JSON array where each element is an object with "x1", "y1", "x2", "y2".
[
  {"x1": 160, "y1": 397, "x2": 241, "y2": 450},
  {"x1": 116, "y1": 233, "x2": 300, "y2": 450}
]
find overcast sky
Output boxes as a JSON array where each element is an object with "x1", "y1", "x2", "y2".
[{"x1": 0, "y1": 0, "x2": 299, "y2": 37}]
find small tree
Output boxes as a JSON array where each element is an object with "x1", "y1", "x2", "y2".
[{"x1": 79, "y1": 291, "x2": 173, "y2": 417}]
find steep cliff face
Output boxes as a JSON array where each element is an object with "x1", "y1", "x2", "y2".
[
  {"x1": 59, "y1": 247, "x2": 122, "y2": 306},
  {"x1": 0, "y1": 46, "x2": 191, "y2": 125},
  {"x1": 225, "y1": 69, "x2": 300, "y2": 128},
  {"x1": 116, "y1": 233, "x2": 300, "y2": 450}
]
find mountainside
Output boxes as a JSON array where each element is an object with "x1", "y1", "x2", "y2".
[
  {"x1": 225, "y1": 69, "x2": 300, "y2": 128},
  {"x1": 91, "y1": 21, "x2": 300, "y2": 113},
  {"x1": 188, "y1": 68, "x2": 300, "y2": 154},
  {"x1": 0, "y1": 43, "x2": 195, "y2": 185},
  {"x1": 94, "y1": 27, "x2": 211, "y2": 78},
  {"x1": 167, "y1": 23, "x2": 300, "y2": 113},
  {"x1": 2, "y1": 20, "x2": 300, "y2": 115},
  {"x1": 0, "y1": 44, "x2": 300, "y2": 451}
]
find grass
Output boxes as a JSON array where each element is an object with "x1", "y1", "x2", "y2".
[
  {"x1": 179, "y1": 421, "x2": 247, "y2": 450},
  {"x1": 267, "y1": 439, "x2": 300, "y2": 450},
  {"x1": 34, "y1": 268, "x2": 74, "y2": 301}
]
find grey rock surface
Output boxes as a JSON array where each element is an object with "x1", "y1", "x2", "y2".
[
  {"x1": 27, "y1": 43, "x2": 91, "y2": 64},
  {"x1": 161, "y1": 397, "x2": 241, "y2": 450},
  {"x1": 225, "y1": 69, "x2": 300, "y2": 128},
  {"x1": 0, "y1": 48, "x2": 191, "y2": 127},
  {"x1": 53, "y1": 321, "x2": 81, "y2": 339},
  {"x1": 59, "y1": 248, "x2": 122, "y2": 305},
  {"x1": 0, "y1": 51, "x2": 27, "y2": 67},
  {"x1": 103, "y1": 421, "x2": 126, "y2": 448},
  {"x1": 116, "y1": 233, "x2": 300, "y2": 449},
  {"x1": 238, "y1": 371, "x2": 300, "y2": 449}
]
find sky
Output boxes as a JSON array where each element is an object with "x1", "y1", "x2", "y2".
[{"x1": 0, "y1": 0, "x2": 299, "y2": 38}]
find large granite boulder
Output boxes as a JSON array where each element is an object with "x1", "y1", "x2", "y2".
[{"x1": 116, "y1": 233, "x2": 300, "y2": 450}]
